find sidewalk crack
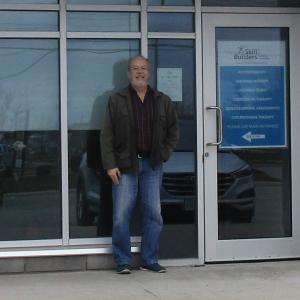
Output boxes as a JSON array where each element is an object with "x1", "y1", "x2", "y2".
[{"x1": 143, "y1": 288, "x2": 162, "y2": 299}]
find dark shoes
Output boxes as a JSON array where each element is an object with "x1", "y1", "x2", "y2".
[
  {"x1": 140, "y1": 263, "x2": 166, "y2": 273},
  {"x1": 116, "y1": 263, "x2": 166, "y2": 274},
  {"x1": 116, "y1": 264, "x2": 131, "y2": 274}
]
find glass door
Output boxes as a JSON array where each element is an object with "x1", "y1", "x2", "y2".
[{"x1": 203, "y1": 13, "x2": 300, "y2": 261}]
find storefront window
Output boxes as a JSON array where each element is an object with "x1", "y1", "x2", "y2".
[
  {"x1": 148, "y1": 39, "x2": 197, "y2": 258},
  {"x1": 68, "y1": 0, "x2": 139, "y2": 4},
  {"x1": 202, "y1": 0, "x2": 300, "y2": 7},
  {"x1": 148, "y1": 13, "x2": 194, "y2": 32},
  {"x1": 67, "y1": 12, "x2": 139, "y2": 32},
  {"x1": 148, "y1": 0, "x2": 193, "y2": 5},
  {"x1": 0, "y1": 11, "x2": 58, "y2": 32},
  {"x1": 67, "y1": 39, "x2": 140, "y2": 239},
  {"x1": 0, "y1": 39, "x2": 61, "y2": 241},
  {"x1": 0, "y1": 0, "x2": 57, "y2": 3}
]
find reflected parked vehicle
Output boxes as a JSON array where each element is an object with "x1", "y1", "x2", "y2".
[
  {"x1": 76, "y1": 153, "x2": 100, "y2": 225},
  {"x1": 218, "y1": 151, "x2": 255, "y2": 222},
  {"x1": 76, "y1": 151, "x2": 255, "y2": 225},
  {"x1": 0, "y1": 156, "x2": 7, "y2": 206},
  {"x1": 0, "y1": 143, "x2": 14, "y2": 172}
]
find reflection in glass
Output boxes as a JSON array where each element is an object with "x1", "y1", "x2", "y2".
[
  {"x1": 67, "y1": 39, "x2": 140, "y2": 239},
  {"x1": 148, "y1": 39, "x2": 197, "y2": 258},
  {"x1": 148, "y1": 0, "x2": 193, "y2": 5},
  {"x1": 67, "y1": 12, "x2": 139, "y2": 32},
  {"x1": 68, "y1": 0, "x2": 138, "y2": 4},
  {"x1": 148, "y1": 13, "x2": 194, "y2": 32},
  {"x1": 216, "y1": 28, "x2": 291, "y2": 240},
  {"x1": 0, "y1": 11, "x2": 58, "y2": 32},
  {"x1": 0, "y1": 39, "x2": 61, "y2": 241},
  {"x1": 202, "y1": 0, "x2": 300, "y2": 7},
  {"x1": 0, "y1": 0, "x2": 57, "y2": 3}
]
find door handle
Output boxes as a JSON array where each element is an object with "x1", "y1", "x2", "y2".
[{"x1": 206, "y1": 106, "x2": 223, "y2": 146}]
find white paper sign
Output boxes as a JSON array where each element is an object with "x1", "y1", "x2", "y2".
[{"x1": 157, "y1": 68, "x2": 182, "y2": 102}]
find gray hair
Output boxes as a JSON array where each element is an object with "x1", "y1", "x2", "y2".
[{"x1": 128, "y1": 55, "x2": 150, "y2": 70}]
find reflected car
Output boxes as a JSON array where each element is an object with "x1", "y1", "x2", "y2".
[
  {"x1": 76, "y1": 153, "x2": 101, "y2": 225},
  {"x1": 0, "y1": 156, "x2": 7, "y2": 206},
  {"x1": 76, "y1": 151, "x2": 255, "y2": 225},
  {"x1": 0, "y1": 143, "x2": 14, "y2": 172},
  {"x1": 217, "y1": 151, "x2": 255, "y2": 222}
]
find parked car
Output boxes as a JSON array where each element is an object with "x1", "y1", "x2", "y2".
[{"x1": 76, "y1": 151, "x2": 255, "y2": 225}]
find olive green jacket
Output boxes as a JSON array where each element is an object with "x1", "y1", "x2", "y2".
[{"x1": 100, "y1": 85, "x2": 179, "y2": 172}]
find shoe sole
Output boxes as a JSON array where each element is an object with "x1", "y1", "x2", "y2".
[
  {"x1": 117, "y1": 268, "x2": 131, "y2": 274},
  {"x1": 139, "y1": 266, "x2": 166, "y2": 273}
]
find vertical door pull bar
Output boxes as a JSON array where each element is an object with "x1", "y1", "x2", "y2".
[{"x1": 206, "y1": 106, "x2": 223, "y2": 146}]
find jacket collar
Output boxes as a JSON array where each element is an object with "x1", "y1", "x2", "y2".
[{"x1": 117, "y1": 85, "x2": 163, "y2": 99}]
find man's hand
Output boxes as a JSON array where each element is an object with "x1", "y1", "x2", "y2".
[{"x1": 107, "y1": 168, "x2": 121, "y2": 185}]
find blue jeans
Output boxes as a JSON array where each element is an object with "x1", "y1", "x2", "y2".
[{"x1": 112, "y1": 159, "x2": 163, "y2": 266}]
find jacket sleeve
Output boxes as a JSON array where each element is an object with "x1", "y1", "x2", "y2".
[
  {"x1": 163, "y1": 96, "x2": 179, "y2": 160},
  {"x1": 100, "y1": 97, "x2": 117, "y2": 170}
]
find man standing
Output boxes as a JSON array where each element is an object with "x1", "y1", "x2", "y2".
[{"x1": 101, "y1": 56, "x2": 179, "y2": 274}]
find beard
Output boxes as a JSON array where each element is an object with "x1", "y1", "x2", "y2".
[{"x1": 131, "y1": 78, "x2": 148, "y2": 89}]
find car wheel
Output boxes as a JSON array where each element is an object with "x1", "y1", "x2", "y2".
[{"x1": 76, "y1": 184, "x2": 95, "y2": 226}]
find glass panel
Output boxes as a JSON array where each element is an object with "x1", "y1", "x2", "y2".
[
  {"x1": 148, "y1": 39, "x2": 197, "y2": 258},
  {"x1": 0, "y1": 39, "x2": 61, "y2": 241},
  {"x1": 203, "y1": 0, "x2": 300, "y2": 7},
  {"x1": 67, "y1": 39, "x2": 140, "y2": 239},
  {"x1": 67, "y1": 0, "x2": 140, "y2": 5},
  {"x1": 148, "y1": 0, "x2": 193, "y2": 5},
  {"x1": 0, "y1": 11, "x2": 58, "y2": 31},
  {"x1": 67, "y1": 12, "x2": 139, "y2": 32},
  {"x1": 68, "y1": 0, "x2": 139, "y2": 4},
  {"x1": 0, "y1": 0, "x2": 57, "y2": 3},
  {"x1": 216, "y1": 28, "x2": 291, "y2": 240},
  {"x1": 148, "y1": 13, "x2": 194, "y2": 32}
]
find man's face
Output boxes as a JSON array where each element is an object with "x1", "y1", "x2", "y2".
[{"x1": 128, "y1": 57, "x2": 150, "y2": 89}]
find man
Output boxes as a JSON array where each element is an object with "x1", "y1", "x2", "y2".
[{"x1": 101, "y1": 55, "x2": 179, "y2": 274}]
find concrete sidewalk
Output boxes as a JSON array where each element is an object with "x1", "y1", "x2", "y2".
[{"x1": 0, "y1": 260, "x2": 300, "y2": 300}]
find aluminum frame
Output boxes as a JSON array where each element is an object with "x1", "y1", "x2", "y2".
[
  {"x1": 147, "y1": 6, "x2": 195, "y2": 12},
  {"x1": 0, "y1": 31, "x2": 59, "y2": 38},
  {"x1": 202, "y1": 13, "x2": 300, "y2": 262},
  {"x1": 195, "y1": 0, "x2": 205, "y2": 266},
  {"x1": 0, "y1": 246, "x2": 140, "y2": 258},
  {"x1": 60, "y1": 0, "x2": 69, "y2": 247},
  {"x1": 141, "y1": 0, "x2": 148, "y2": 56},
  {"x1": 0, "y1": 4, "x2": 59, "y2": 11},
  {"x1": 202, "y1": 7, "x2": 300, "y2": 14},
  {"x1": 148, "y1": 32, "x2": 195, "y2": 38},
  {"x1": 66, "y1": 5, "x2": 141, "y2": 12},
  {"x1": 67, "y1": 32, "x2": 141, "y2": 38}
]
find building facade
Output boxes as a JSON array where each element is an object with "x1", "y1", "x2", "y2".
[{"x1": 0, "y1": 0, "x2": 300, "y2": 272}]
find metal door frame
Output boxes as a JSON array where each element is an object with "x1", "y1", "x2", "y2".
[{"x1": 202, "y1": 13, "x2": 300, "y2": 262}]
